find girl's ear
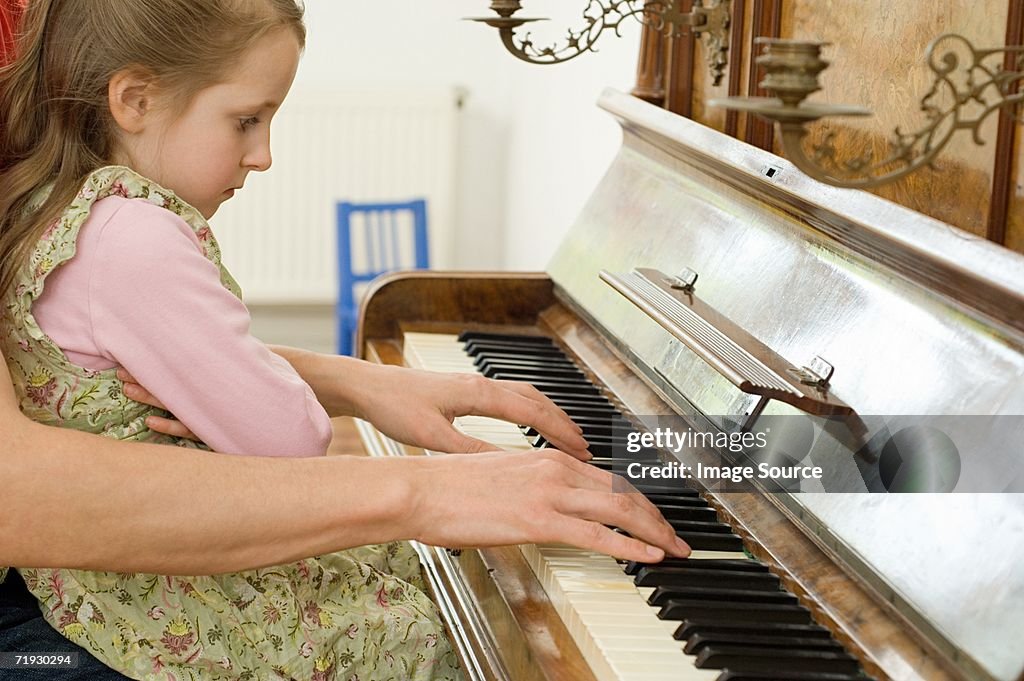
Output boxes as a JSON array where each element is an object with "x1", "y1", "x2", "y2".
[{"x1": 108, "y1": 68, "x2": 158, "y2": 134}]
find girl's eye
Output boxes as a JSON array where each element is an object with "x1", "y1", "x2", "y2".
[{"x1": 238, "y1": 116, "x2": 260, "y2": 131}]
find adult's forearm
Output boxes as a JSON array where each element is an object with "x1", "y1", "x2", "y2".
[{"x1": 1, "y1": 419, "x2": 416, "y2": 575}]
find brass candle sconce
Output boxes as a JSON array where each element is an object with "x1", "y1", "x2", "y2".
[
  {"x1": 468, "y1": 0, "x2": 733, "y2": 85},
  {"x1": 710, "y1": 35, "x2": 1024, "y2": 189}
]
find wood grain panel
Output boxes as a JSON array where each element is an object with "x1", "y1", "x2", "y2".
[
  {"x1": 744, "y1": 0, "x2": 782, "y2": 149},
  {"x1": 985, "y1": 0, "x2": 1024, "y2": 246},
  {"x1": 689, "y1": 0, "x2": 741, "y2": 131},
  {"x1": 1003, "y1": 2, "x2": 1024, "y2": 253},
  {"x1": 1008, "y1": 123, "x2": 1024, "y2": 252},
  {"x1": 779, "y1": 0, "x2": 1008, "y2": 237},
  {"x1": 665, "y1": 0, "x2": 696, "y2": 117}
]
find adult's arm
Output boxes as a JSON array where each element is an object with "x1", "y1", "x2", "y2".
[{"x1": 1, "y1": 364, "x2": 687, "y2": 574}]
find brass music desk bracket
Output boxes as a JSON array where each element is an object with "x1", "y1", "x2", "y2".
[
  {"x1": 467, "y1": 0, "x2": 732, "y2": 84},
  {"x1": 710, "y1": 34, "x2": 1024, "y2": 189},
  {"x1": 601, "y1": 267, "x2": 853, "y2": 417}
]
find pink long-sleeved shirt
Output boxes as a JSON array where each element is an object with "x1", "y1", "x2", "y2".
[{"x1": 33, "y1": 195, "x2": 332, "y2": 457}]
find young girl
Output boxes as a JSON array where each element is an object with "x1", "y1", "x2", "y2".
[{"x1": 0, "y1": 1, "x2": 462, "y2": 679}]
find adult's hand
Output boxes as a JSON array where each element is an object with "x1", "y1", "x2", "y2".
[
  {"x1": 408, "y1": 449, "x2": 691, "y2": 562},
  {"x1": 117, "y1": 368, "x2": 199, "y2": 441},
  {"x1": 342, "y1": 362, "x2": 591, "y2": 459}
]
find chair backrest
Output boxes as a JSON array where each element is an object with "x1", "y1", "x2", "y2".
[{"x1": 336, "y1": 199, "x2": 429, "y2": 320}]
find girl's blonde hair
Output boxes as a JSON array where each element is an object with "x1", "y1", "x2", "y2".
[{"x1": 0, "y1": 0, "x2": 305, "y2": 296}]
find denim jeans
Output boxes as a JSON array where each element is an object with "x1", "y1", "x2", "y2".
[{"x1": 0, "y1": 571, "x2": 130, "y2": 680}]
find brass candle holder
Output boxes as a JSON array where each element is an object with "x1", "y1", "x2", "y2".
[
  {"x1": 468, "y1": 0, "x2": 733, "y2": 85},
  {"x1": 710, "y1": 35, "x2": 1024, "y2": 189}
]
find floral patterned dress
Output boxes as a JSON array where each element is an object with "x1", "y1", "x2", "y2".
[{"x1": 0, "y1": 167, "x2": 463, "y2": 681}]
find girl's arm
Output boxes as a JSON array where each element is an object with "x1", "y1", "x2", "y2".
[
  {"x1": 267, "y1": 345, "x2": 592, "y2": 458},
  {"x1": 34, "y1": 197, "x2": 332, "y2": 456},
  {"x1": 0, "y1": 364, "x2": 687, "y2": 574}
]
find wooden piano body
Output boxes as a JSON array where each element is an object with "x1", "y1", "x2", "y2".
[{"x1": 355, "y1": 89, "x2": 1024, "y2": 681}]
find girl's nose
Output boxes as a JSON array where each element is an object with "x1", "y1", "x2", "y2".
[{"x1": 245, "y1": 137, "x2": 273, "y2": 171}]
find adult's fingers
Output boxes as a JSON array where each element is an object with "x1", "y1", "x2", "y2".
[
  {"x1": 116, "y1": 369, "x2": 169, "y2": 410},
  {"x1": 145, "y1": 415, "x2": 198, "y2": 441},
  {"x1": 555, "y1": 516, "x2": 670, "y2": 563},
  {"x1": 556, "y1": 486, "x2": 689, "y2": 559},
  {"x1": 475, "y1": 379, "x2": 590, "y2": 459},
  {"x1": 540, "y1": 449, "x2": 671, "y2": 522}
]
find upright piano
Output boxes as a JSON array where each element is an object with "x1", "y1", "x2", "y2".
[{"x1": 353, "y1": 89, "x2": 1024, "y2": 681}]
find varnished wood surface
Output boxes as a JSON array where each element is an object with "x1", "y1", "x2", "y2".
[
  {"x1": 665, "y1": 0, "x2": 696, "y2": 117},
  {"x1": 744, "y1": 0, "x2": 781, "y2": 150},
  {"x1": 987, "y1": 0, "x2": 1024, "y2": 245},
  {"x1": 358, "y1": 271, "x2": 553, "y2": 359}
]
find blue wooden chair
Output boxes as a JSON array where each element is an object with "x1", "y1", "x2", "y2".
[{"x1": 336, "y1": 199, "x2": 429, "y2": 356}]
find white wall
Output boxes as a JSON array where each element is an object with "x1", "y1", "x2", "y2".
[{"x1": 294, "y1": 1, "x2": 641, "y2": 271}]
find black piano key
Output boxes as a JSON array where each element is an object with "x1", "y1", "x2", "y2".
[
  {"x1": 478, "y1": 360, "x2": 579, "y2": 374},
  {"x1": 566, "y1": 433, "x2": 634, "y2": 446},
  {"x1": 545, "y1": 424, "x2": 633, "y2": 439},
  {"x1": 658, "y1": 600, "x2": 812, "y2": 624},
  {"x1": 686, "y1": 632, "x2": 843, "y2": 655},
  {"x1": 525, "y1": 416, "x2": 633, "y2": 433},
  {"x1": 457, "y1": 331, "x2": 554, "y2": 346},
  {"x1": 476, "y1": 361, "x2": 581, "y2": 377},
  {"x1": 643, "y1": 491, "x2": 703, "y2": 502},
  {"x1": 635, "y1": 567, "x2": 780, "y2": 590},
  {"x1": 675, "y1": 620, "x2": 833, "y2": 641},
  {"x1": 643, "y1": 497, "x2": 711, "y2": 509},
  {"x1": 532, "y1": 437, "x2": 617, "y2": 457},
  {"x1": 497, "y1": 380, "x2": 602, "y2": 397},
  {"x1": 480, "y1": 365, "x2": 586, "y2": 381},
  {"x1": 475, "y1": 359, "x2": 580, "y2": 376},
  {"x1": 652, "y1": 506, "x2": 720, "y2": 522},
  {"x1": 464, "y1": 342, "x2": 566, "y2": 358},
  {"x1": 462, "y1": 335, "x2": 561, "y2": 350},
  {"x1": 548, "y1": 399, "x2": 621, "y2": 412},
  {"x1": 715, "y1": 671, "x2": 868, "y2": 681},
  {"x1": 676, "y1": 531, "x2": 745, "y2": 552},
  {"x1": 634, "y1": 481, "x2": 696, "y2": 495},
  {"x1": 667, "y1": 520, "x2": 736, "y2": 535},
  {"x1": 648, "y1": 586, "x2": 798, "y2": 607},
  {"x1": 624, "y1": 557, "x2": 765, "y2": 576},
  {"x1": 475, "y1": 355, "x2": 574, "y2": 368},
  {"x1": 694, "y1": 645, "x2": 861, "y2": 674}
]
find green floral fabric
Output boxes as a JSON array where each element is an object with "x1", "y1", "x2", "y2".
[{"x1": 1, "y1": 167, "x2": 462, "y2": 680}]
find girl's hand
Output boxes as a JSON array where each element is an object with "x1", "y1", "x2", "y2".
[
  {"x1": 408, "y1": 449, "x2": 691, "y2": 563},
  {"x1": 116, "y1": 368, "x2": 199, "y2": 441},
  {"x1": 345, "y1": 363, "x2": 592, "y2": 460}
]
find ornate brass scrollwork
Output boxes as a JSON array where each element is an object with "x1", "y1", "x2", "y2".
[
  {"x1": 469, "y1": 0, "x2": 732, "y2": 85},
  {"x1": 710, "y1": 35, "x2": 1024, "y2": 189}
]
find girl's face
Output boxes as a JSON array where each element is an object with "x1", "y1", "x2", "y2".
[{"x1": 119, "y1": 28, "x2": 301, "y2": 219}]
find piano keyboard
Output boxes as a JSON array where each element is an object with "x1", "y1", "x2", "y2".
[{"x1": 403, "y1": 331, "x2": 871, "y2": 681}]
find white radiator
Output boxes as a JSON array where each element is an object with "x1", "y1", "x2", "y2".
[{"x1": 210, "y1": 86, "x2": 461, "y2": 303}]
